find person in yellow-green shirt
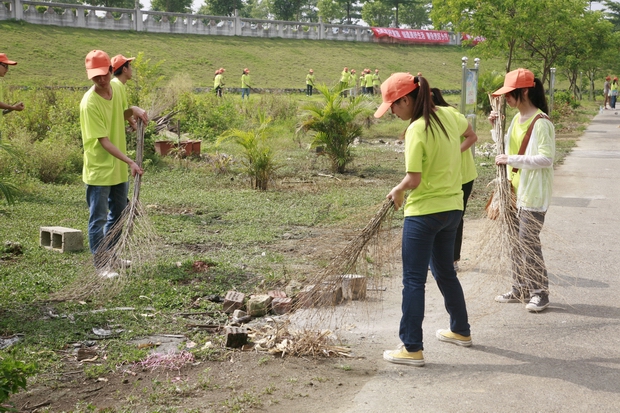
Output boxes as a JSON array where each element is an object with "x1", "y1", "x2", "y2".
[
  {"x1": 0, "y1": 53, "x2": 25, "y2": 115},
  {"x1": 349, "y1": 69, "x2": 358, "y2": 97},
  {"x1": 79, "y1": 50, "x2": 148, "y2": 278},
  {"x1": 241, "y1": 68, "x2": 251, "y2": 99},
  {"x1": 214, "y1": 68, "x2": 225, "y2": 97},
  {"x1": 373, "y1": 69, "x2": 381, "y2": 94},
  {"x1": 111, "y1": 54, "x2": 136, "y2": 130},
  {"x1": 340, "y1": 67, "x2": 349, "y2": 97},
  {"x1": 306, "y1": 69, "x2": 315, "y2": 96},
  {"x1": 491, "y1": 68, "x2": 555, "y2": 313},
  {"x1": 364, "y1": 69, "x2": 374, "y2": 95},
  {"x1": 430, "y1": 87, "x2": 478, "y2": 272},
  {"x1": 375, "y1": 72, "x2": 472, "y2": 367}
]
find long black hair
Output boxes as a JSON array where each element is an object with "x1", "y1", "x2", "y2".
[
  {"x1": 403, "y1": 75, "x2": 449, "y2": 139},
  {"x1": 508, "y1": 78, "x2": 549, "y2": 115}
]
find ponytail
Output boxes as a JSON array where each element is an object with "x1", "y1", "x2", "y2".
[{"x1": 406, "y1": 76, "x2": 449, "y2": 139}]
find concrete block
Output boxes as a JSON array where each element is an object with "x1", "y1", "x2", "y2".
[
  {"x1": 223, "y1": 291, "x2": 245, "y2": 313},
  {"x1": 247, "y1": 294, "x2": 273, "y2": 317},
  {"x1": 40, "y1": 226, "x2": 83, "y2": 253},
  {"x1": 268, "y1": 290, "x2": 287, "y2": 299},
  {"x1": 272, "y1": 297, "x2": 292, "y2": 315},
  {"x1": 225, "y1": 326, "x2": 248, "y2": 348},
  {"x1": 341, "y1": 274, "x2": 367, "y2": 301}
]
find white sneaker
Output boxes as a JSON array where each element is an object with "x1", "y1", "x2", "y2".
[
  {"x1": 119, "y1": 259, "x2": 132, "y2": 269},
  {"x1": 98, "y1": 269, "x2": 119, "y2": 279}
]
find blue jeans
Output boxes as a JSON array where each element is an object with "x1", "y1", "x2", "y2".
[
  {"x1": 241, "y1": 87, "x2": 250, "y2": 99},
  {"x1": 86, "y1": 182, "x2": 129, "y2": 262},
  {"x1": 400, "y1": 210, "x2": 470, "y2": 352}
]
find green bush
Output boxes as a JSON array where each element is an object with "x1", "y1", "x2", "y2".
[
  {"x1": 554, "y1": 91, "x2": 580, "y2": 109},
  {"x1": 0, "y1": 356, "x2": 37, "y2": 412},
  {"x1": 175, "y1": 92, "x2": 242, "y2": 142}
]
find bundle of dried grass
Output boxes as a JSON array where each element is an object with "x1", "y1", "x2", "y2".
[
  {"x1": 249, "y1": 321, "x2": 351, "y2": 358},
  {"x1": 52, "y1": 120, "x2": 159, "y2": 301}
]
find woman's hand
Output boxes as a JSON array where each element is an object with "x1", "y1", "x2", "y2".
[
  {"x1": 495, "y1": 154, "x2": 508, "y2": 165},
  {"x1": 488, "y1": 110, "x2": 498, "y2": 126},
  {"x1": 387, "y1": 188, "x2": 405, "y2": 211}
]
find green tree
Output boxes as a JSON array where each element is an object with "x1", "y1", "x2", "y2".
[
  {"x1": 269, "y1": 0, "x2": 314, "y2": 21},
  {"x1": 88, "y1": 0, "x2": 138, "y2": 8},
  {"x1": 150, "y1": 0, "x2": 192, "y2": 13},
  {"x1": 297, "y1": 84, "x2": 369, "y2": 174},
  {"x1": 241, "y1": 0, "x2": 270, "y2": 18},
  {"x1": 603, "y1": 0, "x2": 620, "y2": 31},
  {"x1": 200, "y1": 0, "x2": 245, "y2": 16},
  {"x1": 399, "y1": 1, "x2": 430, "y2": 29},
  {"x1": 318, "y1": 0, "x2": 361, "y2": 24},
  {"x1": 361, "y1": 0, "x2": 392, "y2": 27}
]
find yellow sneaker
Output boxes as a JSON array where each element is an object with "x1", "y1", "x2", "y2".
[
  {"x1": 383, "y1": 345, "x2": 425, "y2": 366},
  {"x1": 436, "y1": 329, "x2": 472, "y2": 347}
]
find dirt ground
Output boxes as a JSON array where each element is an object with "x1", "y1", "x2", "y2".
[{"x1": 10, "y1": 219, "x2": 483, "y2": 413}]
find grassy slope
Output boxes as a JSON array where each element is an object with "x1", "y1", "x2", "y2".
[{"x1": 0, "y1": 20, "x2": 505, "y2": 89}]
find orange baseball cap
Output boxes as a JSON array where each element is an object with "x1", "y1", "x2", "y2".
[
  {"x1": 374, "y1": 72, "x2": 418, "y2": 118},
  {"x1": 85, "y1": 50, "x2": 111, "y2": 79},
  {"x1": 111, "y1": 54, "x2": 135, "y2": 72},
  {"x1": 606, "y1": 76, "x2": 611, "y2": 81},
  {"x1": 492, "y1": 68, "x2": 535, "y2": 96},
  {"x1": 0, "y1": 53, "x2": 17, "y2": 65}
]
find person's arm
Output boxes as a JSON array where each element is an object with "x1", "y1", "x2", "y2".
[
  {"x1": 496, "y1": 121, "x2": 554, "y2": 169},
  {"x1": 98, "y1": 137, "x2": 144, "y2": 177},
  {"x1": 460, "y1": 123, "x2": 478, "y2": 152},
  {"x1": 387, "y1": 172, "x2": 421, "y2": 211},
  {"x1": 0, "y1": 101, "x2": 24, "y2": 111}
]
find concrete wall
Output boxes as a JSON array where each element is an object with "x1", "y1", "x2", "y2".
[{"x1": 0, "y1": 0, "x2": 461, "y2": 45}]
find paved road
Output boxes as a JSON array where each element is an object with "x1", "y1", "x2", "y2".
[{"x1": 333, "y1": 110, "x2": 620, "y2": 412}]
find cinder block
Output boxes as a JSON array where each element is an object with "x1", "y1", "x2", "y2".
[
  {"x1": 223, "y1": 291, "x2": 245, "y2": 313},
  {"x1": 40, "y1": 226, "x2": 83, "y2": 253},
  {"x1": 340, "y1": 274, "x2": 367, "y2": 301},
  {"x1": 225, "y1": 326, "x2": 248, "y2": 348},
  {"x1": 272, "y1": 297, "x2": 292, "y2": 315}
]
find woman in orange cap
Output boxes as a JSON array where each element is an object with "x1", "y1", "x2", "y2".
[
  {"x1": 306, "y1": 69, "x2": 315, "y2": 96},
  {"x1": 241, "y1": 68, "x2": 251, "y2": 100},
  {"x1": 375, "y1": 72, "x2": 473, "y2": 367},
  {"x1": 603, "y1": 76, "x2": 611, "y2": 109},
  {"x1": 0, "y1": 53, "x2": 24, "y2": 114},
  {"x1": 491, "y1": 68, "x2": 555, "y2": 313}
]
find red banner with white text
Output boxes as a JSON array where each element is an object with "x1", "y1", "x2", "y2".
[{"x1": 370, "y1": 27, "x2": 451, "y2": 44}]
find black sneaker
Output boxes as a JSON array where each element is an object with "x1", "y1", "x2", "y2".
[
  {"x1": 495, "y1": 289, "x2": 529, "y2": 303},
  {"x1": 525, "y1": 294, "x2": 549, "y2": 312}
]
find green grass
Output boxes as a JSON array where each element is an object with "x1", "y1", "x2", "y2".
[{"x1": 0, "y1": 20, "x2": 508, "y2": 89}]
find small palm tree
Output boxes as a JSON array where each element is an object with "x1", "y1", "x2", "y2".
[
  {"x1": 298, "y1": 84, "x2": 369, "y2": 174},
  {"x1": 0, "y1": 139, "x2": 18, "y2": 205},
  {"x1": 217, "y1": 113, "x2": 278, "y2": 191}
]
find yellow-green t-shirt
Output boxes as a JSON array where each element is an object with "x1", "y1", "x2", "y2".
[
  {"x1": 241, "y1": 74, "x2": 251, "y2": 88},
  {"x1": 306, "y1": 74, "x2": 315, "y2": 85},
  {"x1": 444, "y1": 106, "x2": 477, "y2": 184},
  {"x1": 214, "y1": 74, "x2": 223, "y2": 88},
  {"x1": 340, "y1": 71, "x2": 349, "y2": 82},
  {"x1": 80, "y1": 80, "x2": 128, "y2": 186},
  {"x1": 364, "y1": 73, "x2": 374, "y2": 88},
  {"x1": 372, "y1": 74, "x2": 381, "y2": 87},
  {"x1": 403, "y1": 106, "x2": 465, "y2": 217},
  {"x1": 508, "y1": 110, "x2": 541, "y2": 191}
]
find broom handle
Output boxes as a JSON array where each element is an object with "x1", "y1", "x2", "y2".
[{"x1": 133, "y1": 119, "x2": 144, "y2": 202}]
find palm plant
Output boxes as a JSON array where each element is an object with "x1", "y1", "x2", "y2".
[
  {"x1": 217, "y1": 112, "x2": 278, "y2": 191},
  {"x1": 0, "y1": 139, "x2": 18, "y2": 205},
  {"x1": 298, "y1": 84, "x2": 369, "y2": 174}
]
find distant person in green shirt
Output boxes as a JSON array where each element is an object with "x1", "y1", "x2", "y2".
[
  {"x1": 111, "y1": 54, "x2": 136, "y2": 130},
  {"x1": 364, "y1": 69, "x2": 374, "y2": 95},
  {"x1": 340, "y1": 67, "x2": 349, "y2": 97},
  {"x1": 241, "y1": 68, "x2": 251, "y2": 99},
  {"x1": 306, "y1": 69, "x2": 315, "y2": 96},
  {"x1": 214, "y1": 68, "x2": 225, "y2": 97},
  {"x1": 79, "y1": 50, "x2": 148, "y2": 278},
  {"x1": 373, "y1": 69, "x2": 381, "y2": 94},
  {"x1": 0, "y1": 53, "x2": 24, "y2": 115},
  {"x1": 349, "y1": 69, "x2": 358, "y2": 97}
]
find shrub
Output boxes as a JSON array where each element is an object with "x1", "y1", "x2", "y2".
[
  {"x1": 217, "y1": 113, "x2": 278, "y2": 190},
  {"x1": 0, "y1": 356, "x2": 37, "y2": 412},
  {"x1": 175, "y1": 92, "x2": 242, "y2": 142},
  {"x1": 297, "y1": 84, "x2": 369, "y2": 174},
  {"x1": 553, "y1": 91, "x2": 580, "y2": 109}
]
